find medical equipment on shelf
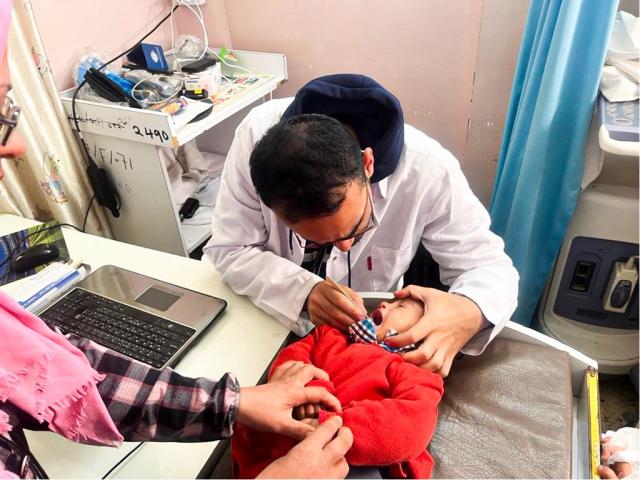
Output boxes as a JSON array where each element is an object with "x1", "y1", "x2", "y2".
[
  {"x1": 126, "y1": 43, "x2": 170, "y2": 73},
  {"x1": 120, "y1": 70, "x2": 182, "y2": 105},
  {"x1": 185, "y1": 62, "x2": 222, "y2": 96}
]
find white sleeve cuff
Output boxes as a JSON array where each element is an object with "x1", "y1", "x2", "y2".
[{"x1": 451, "y1": 290, "x2": 499, "y2": 356}]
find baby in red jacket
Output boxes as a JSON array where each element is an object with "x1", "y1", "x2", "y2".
[{"x1": 232, "y1": 298, "x2": 444, "y2": 478}]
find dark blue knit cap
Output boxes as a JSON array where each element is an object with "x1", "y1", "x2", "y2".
[{"x1": 282, "y1": 74, "x2": 404, "y2": 183}]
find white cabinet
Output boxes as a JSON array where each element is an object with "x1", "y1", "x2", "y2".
[{"x1": 61, "y1": 49, "x2": 287, "y2": 256}]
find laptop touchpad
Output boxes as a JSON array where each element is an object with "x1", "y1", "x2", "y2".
[{"x1": 136, "y1": 286, "x2": 182, "y2": 311}]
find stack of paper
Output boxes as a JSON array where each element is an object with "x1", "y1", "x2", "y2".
[{"x1": 4, "y1": 261, "x2": 88, "y2": 312}]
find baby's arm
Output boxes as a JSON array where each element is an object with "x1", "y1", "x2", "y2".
[
  {"x1": 269, "y1": 327, "x2": 335, "y2": 419},
  {"x1": 319, "y1": 358, "x2": 444, "y2": 466},
  {"x1": 269, "y1": 329, "x2": 318, "y2": 374}
]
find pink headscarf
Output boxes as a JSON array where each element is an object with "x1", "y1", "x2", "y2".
[
  {"x1": 0, "y1": 0, "x2": 121, "y2": 455},
  {"x1": 0, "y1": 290, "x2": 123, "y2": 446},
  {"x1": 0, "y1": 0, "x2": 10, "y2": 61}
]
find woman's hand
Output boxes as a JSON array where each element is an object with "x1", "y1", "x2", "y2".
[
  {"x1": 257, "y1": 416, "x2": 352, "y2": 479},
  {"x1": 237, "y1": 361, "x2": 341, "y2": 440},
  {"x1": 269, "y1": 360, "x2": 330, "y2": 385}
]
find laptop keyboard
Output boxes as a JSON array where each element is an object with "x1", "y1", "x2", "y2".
[{"x1": 40, "y1": 288, "x2": 196, "y2": 368}]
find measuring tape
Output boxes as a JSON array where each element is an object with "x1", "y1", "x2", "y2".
[{"x1": 587, "y1": 367, "x2": 600, "y2": 479}]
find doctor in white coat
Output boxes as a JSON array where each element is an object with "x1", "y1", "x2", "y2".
[{"x1": 204, "y1": 75, "x2": 519, "y2": 376}]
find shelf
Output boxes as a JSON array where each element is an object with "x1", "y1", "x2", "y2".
[
  {"x1": 60, "y1": 49, "x2": 288, "y2": 148},
  {"x1": 175, "y1": 74, "x2": 283, "y2": 146},
  {"x1": 182, "y1": 222, "x2": 211, "y2": 253},
  {"x1": 58, "y1": 49, "x2": 286, "y2": 258}
]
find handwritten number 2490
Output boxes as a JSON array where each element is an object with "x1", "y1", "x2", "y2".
[{"x1": 133, "y1": 125, "x2": 169, "y2": 142}]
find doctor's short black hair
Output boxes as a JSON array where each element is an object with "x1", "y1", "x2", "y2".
[{"x1": 249, "y1": 113, "x2": 365, "y2": 223}]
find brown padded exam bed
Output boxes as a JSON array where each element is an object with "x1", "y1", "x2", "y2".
[{"x1": 430, "y1": 338, "x2": 573, "y2": 478}]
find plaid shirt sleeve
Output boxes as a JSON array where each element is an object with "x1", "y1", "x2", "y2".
[{"x1": 68, "y1": 335, "x2": 240, "y2": 443}]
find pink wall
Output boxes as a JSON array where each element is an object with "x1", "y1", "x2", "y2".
[
  {"x1": 31, "y1": 0, "x2": 230, "y2": 91},
  {"x1": 465, "y1": 0, "x2": 529, "y2": 204},
  {"x1": 185, "y1": 0, "x2": 528, "y2": 202},
  {"x1": 198, "y1": 0, "x2": 483, "y2": 162},
  {"x1": 31, "y1": 0, "x2": 527, "y2": 203}
]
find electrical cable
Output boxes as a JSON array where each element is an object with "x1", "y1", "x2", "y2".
[
  {"x1": 209, "y1": 49, "x2": 256, "y2": 77},
  {"x1": 130, "y1": 72, "x2": 185, "y2": 106},
  {"x1": 171, "y1": 0, "x2": 208, "y2": 66},
  {"x1": 101, "y1": 443, "x2": 145, "y2": 479},
  {"x1": 71, "y1": 4, "x2": 180, "y2": 219},
  {"x1": 82, "y1": 193, "x2": 96, "y2": 233},
  {"x1": 72, "y1": 4, "x2": 180, "y2": 158}
]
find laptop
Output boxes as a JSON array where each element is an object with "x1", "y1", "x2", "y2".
[{"x1": 38, "y1": 265, "x2": 227, "y2": 368}]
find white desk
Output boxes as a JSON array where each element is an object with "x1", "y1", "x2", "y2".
[{"x1": 0, "y1": 214, "x2": 290, "y2": 478}]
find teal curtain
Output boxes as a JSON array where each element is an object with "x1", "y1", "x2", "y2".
[{"x1": 489, "y1": 0, "x2": 618, "y2": 326}]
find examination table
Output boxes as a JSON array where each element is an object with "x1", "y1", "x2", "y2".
[{"x1": 362, "y1": 295, "x2": 600, "y2": 479}]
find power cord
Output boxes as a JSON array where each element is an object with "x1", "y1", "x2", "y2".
[
  {"x1": 101, "y1": 443, "x2": 145, "y2": 479},
  {"x1": 170, "y1": 0, "x2": 208, "y2": 66},
  {"x1": 71, "y1": 4, "x2": 180, "y2": 219},
  {"x1": 209, "y1": 48, "x2": 256, "y2": 78},
  {"x1": 82, "y1": 193, "x2": 96, "y2": 233}
]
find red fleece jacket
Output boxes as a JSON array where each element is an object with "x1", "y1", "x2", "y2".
[{"x1": 232, "y1": 325, "x2": 444, "y2": 478}]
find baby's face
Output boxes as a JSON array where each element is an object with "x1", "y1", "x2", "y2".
[{"x1": 370, "y1": 297, "x2": 423, "y2": 342}]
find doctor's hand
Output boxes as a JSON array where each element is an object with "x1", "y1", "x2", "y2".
[
  {"x1": 306, "y1": 280, "x2": 366, "y2": 330},
  {"x1": 257, "y1": 416, "x2": 352, "y2": 479},
  {"x1": 383, "y1": 285, "x2": 484, "y2": 377}
]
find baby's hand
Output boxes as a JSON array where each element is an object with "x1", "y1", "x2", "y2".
[
  {"x1": 294, "y1": 403, "x2": 320, "y2": 420},
  {"x1": 300, "y1": 418, "x2": 320, "y2": 430},
  {"x1": 599, "y1": 435, "x2": 635, "y2": 479}
]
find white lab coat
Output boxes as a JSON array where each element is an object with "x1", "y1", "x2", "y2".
[{"x1": 203, "y1": 98, "x2": 519, "y2": 354}]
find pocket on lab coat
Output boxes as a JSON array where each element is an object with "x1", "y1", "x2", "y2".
[{"x1": 370, "y1": 246, "x2": 413, "y2": 292}]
